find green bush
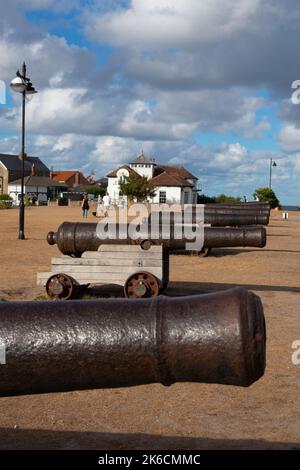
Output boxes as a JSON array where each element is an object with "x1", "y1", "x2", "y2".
[
  {"x1": 84, "y1": 186, "x2": 107, "y2": 198},
  {"x1": 215, "y1": 193, "x2": 241, "y2": 203},
  {"x1": 253, "y1": 187, "x2": 280, "y2": 209},
  {"x1": 0, "y1": 194, "x2": 13, "y2": 209},
  {"x1": 197, "y1": 194, "x2": 217, "y2": 203},
  {"x1": 119, "y1": 174, "x2": 156, "y2": 202}
]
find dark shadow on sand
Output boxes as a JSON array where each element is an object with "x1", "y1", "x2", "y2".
[
  {"x1": 84, "y1": 280, "x2": 300, "y2": 298},
  {"x1": 0, "y1": 428, "x2": 298, "y2": 450}
]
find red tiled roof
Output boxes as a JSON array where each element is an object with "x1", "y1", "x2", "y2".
[
  {"x1": 107, "y1": 165, "x2": 139, "y2": 178},
  {"x1": 151, "y1": 172, "x2": 194, "y2": 187},
  {"x1": 106, "y1": 162, "x2": 196, "y2": 188},
  {"x1": 52, "y1": 171, "x2": 90, "y2": 185},
  {"x1": 52, "y1": 171, "x2": 76, "y2": 181},
  {"x1": 155, "y1": 165, "x2": 197, "y2": 180}
]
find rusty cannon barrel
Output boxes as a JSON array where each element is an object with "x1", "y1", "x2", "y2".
[
  {"x1": 0, "y1": 287, "x2": 266, "y2": 396},
  {"x1": 194, "y1": 202, "x2": 271, "y2": 213},
  {"x1": 206, "y1": 202, "x2": 271, "y2": 212},
  {"x1": 150, "y1": 211, "x2": 269, "y2": 226},
  {"x1": 205, "y1": 203, "x2": 271, "y2": 216},
  {"x1": 47, "y1": 222, "x2": 266, "y2": 257},
  {"x1": 204, "y1": 207, "x2": 270, "y2": 216}
]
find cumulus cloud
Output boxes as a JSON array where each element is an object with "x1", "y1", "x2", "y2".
[
  {"x1": 279, "y1": 124, "x2": 300, "y2": 152},
  {"x1": 0, "y1": 0, "x2": 299, "y2": 203},
  {"x1": 0, "y1": 35, "x2": 94, "y2": 89},
  {"x1": 84, "y1": 0, "x2": 300, "y2": 99},
  {"x1": 86, "y1": 0, "x2": 261, "y2": 48}
]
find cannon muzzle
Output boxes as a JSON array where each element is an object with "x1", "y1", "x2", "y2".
[
  {"x1": 47, "y1": 231, "x2": 56, "y2": 245},
  {"x1": 0, "y1": 287, "x2": 266, "y2": 396}
]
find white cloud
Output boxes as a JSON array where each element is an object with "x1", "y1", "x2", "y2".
[
  {"x1": 0, "y1": 35, "x2": 93, "y2": 88},
  {"x1": 86, "y1": 0, "x2": 261, "y2": 48},
  {"x1": 279, "y1": 124, "x2": 300, "y2": 152},
  {"x1": 243, "y1": 117, "x2": 272, "y2": 139},
  {"x1": 212, "y1": 143, "x2": 247, "y2": 169},
  {"x1": 0, "y1": 0, "x2": 299, "y2": 204}
]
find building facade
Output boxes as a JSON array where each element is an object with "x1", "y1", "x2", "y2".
[
  {"x1": 107, "y1": 153, "x2": 198, "y2": 205},
  {"x1": 0, "y1": 153, "x2": 50, "y2": 195},
  {"x1": 51, "y1": 171, "x2": 90, "y2": 191},
  {"x1": 8, "y1": 176, "x2": 67, "y2": 205}
]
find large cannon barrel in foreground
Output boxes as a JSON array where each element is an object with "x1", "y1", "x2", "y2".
[
  {"x1": 47, "y1": 222, "x2": 266, "y2": 257},
  {"x1": 0, "y1": 287, "x2": 266, "y2": 396}
]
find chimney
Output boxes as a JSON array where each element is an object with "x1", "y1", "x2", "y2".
[
  {"x1": 50, "y1": 166, "x2": 53, "y2": 180},
  {"x1": 31, "y1": 163, "x2": 36, "y2": 176},
  {"x1": 75, "y1": 172, "x2": 80, "y2": 186}
]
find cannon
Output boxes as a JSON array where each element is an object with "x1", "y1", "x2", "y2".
[
  {"x1": 149, "y1": 211, "x2": 269, "y2": 226},
  {"x1": 47, "y1": 222, "x2": 266, "y2": 257},
  {"x1": 204, "y1": 208, "x2": 270, "y2": 216},
  {"x1": 0, "y1": 287, "x2": 266, "y2": 396},
  {"x1": 206, "y1": 202, "x2": 271, "y2": 209}
]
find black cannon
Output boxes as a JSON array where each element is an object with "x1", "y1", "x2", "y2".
[
  {"x1": 149, "y1": 211, "x2": 269, "y2": 226},
  {"x1": 205, "y1": 202, "x2": 271, "y2": 213},
  {"x1": 0, "y1": 287, "x2": 266, "y2": 396},
  {"x1": 204, "y1": 208, "x2": 270, "y2": 216},
  {"x1": 47, "y1": 222, "x2": 266, "y2": 257}
]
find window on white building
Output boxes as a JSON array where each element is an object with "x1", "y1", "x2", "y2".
[{"x1": 159, "y1": 191, "x2": 167, "y2": 203}]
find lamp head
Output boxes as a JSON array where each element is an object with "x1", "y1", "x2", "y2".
[{"x1": 10, "y1": 76, "x2": 26, "y2": 93}]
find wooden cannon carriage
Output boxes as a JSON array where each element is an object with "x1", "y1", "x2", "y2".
[{"x1": 37, "y1": 244, "x2": 169, "y2": 300}]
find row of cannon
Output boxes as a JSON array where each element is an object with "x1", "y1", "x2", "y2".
[
  {"x1": 48, "y1": 202, "x2": 270, "y2": 257},
  {"x1": 0, "y1": 202, "x2": 268, "y2": 397}
]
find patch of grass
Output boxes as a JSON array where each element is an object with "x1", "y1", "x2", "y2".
[{"x1": 33, "y1": 295, "x2": 49, "y2": 301}]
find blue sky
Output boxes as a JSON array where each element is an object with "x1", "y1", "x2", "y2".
[{"x1": 0, "y1": 0, "x2": 300, "y2": 204}]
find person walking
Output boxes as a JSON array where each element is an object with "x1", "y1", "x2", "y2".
[
  {"x1": 96, "y1": 194, "x2": 103, "y2": 217},
  {"x1": 81, "y1": 193, "x2": 90, "y2": 218},
  {"x1": 102, "y1": 193, "x2": 110, "y2": 217}
]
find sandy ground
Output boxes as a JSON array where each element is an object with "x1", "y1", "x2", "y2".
[{"x1": 0, "y1": 205, "x2": 299, "y2": 450}]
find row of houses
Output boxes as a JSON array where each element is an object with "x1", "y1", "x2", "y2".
[
  {"x1": 0, "y1": 154, "x2": 104, "y2": 204},
  {"x1": 0, "y1": 152, "x2": 199, "y2": 205}
]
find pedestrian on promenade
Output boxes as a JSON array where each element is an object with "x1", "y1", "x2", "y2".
[{"x1": 81, "y1": 193, "x2": 90, "y2": 218}]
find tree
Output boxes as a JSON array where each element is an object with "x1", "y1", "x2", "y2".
[
  {"x1": 119, "y1": 174, "x2": 156, "y2": 202},
  {"x1": 197, "y1": 194, "x2": 216, "y2": 203},
  {"x1": 253, "y1": 187, "x2": 280, "y2": 209},
  {"x1": 215, "y1": 193, "x2": 241, "y2": 203},
  {"x1": 84, "y1": 186, "x2": 107, "y2": 198}
]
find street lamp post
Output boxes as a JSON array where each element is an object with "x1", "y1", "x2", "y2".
[
  {"x1": 10, "y1": 62, "x2": 37, "y2": 240},
  {"x1": 269, "y1": 158, "x2": 277, "y2": 189}
]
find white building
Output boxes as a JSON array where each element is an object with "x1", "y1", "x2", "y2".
[
  {"x1": 8, "y1": 175, "x2": 67, "y2": 205},
  {"x1": 107, "y1": 153, "x2": 198, "y2": 205}
]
